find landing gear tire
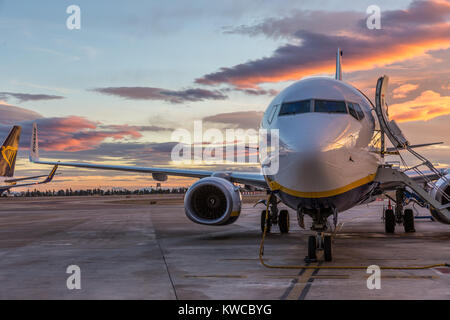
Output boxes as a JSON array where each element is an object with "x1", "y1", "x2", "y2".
[
  {"x1": 403, "y1": 208, "x2": 416, "y2": 233},
  {"x1": 261, "y1": 210, "x2": 271, "y2": 233},
  {"x1": 278, "y1": 210, "x2": 290, "y2": 233},
  {"x1": 323, "y1": 235, "x2": 332, "y2": 262},
  {"x1": 307, "y1": 235, "x2": 317, "y2": 261},
  {"x1": 385, "y1": 209, "x2": 395, "y2": 233},
  {"x1": 395, "y1": 189, "x2": 404, "y2": 224}
]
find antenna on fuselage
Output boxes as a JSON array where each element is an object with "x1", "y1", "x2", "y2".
[{"x1": 335, "y1": 48, "x2": 343, "y2": 81}]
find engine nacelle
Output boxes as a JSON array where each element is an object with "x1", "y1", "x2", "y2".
[
  {"x1": 184, "y1": 177, "x2": 242, "y2": 225},
  {"x1": 429, "y1": 173, "x2": 450, "y2": 224}
]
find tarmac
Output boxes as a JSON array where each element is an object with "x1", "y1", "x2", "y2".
[{"x1": 0, "y1": 194, "x2": 449, "y2": 300}]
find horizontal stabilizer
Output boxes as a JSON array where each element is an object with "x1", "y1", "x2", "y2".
[
  {"x1": 4, "y1": 174, "x2": 51, "y2": 184},
  {"x1": 0, "y1": 165, "x2": 59, "y2": 191}
]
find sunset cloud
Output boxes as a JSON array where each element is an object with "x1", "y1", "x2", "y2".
[
  {"x1": 203, "y1": 111, "x2": 263, "y2": 129},
  {"x1": 91, "y1": 86, "x2": 227, "y2": 104},
  {"x1": 0, "y1": 92, "x2": 65, "y2": 103},
  {"x1": 392, "y1": 83, "x2": 419, "y2": 99},
  {"x1": 390, "y1": 90, "x2": 450, "y2": 122},
  {"x1": 196, "y1": 0, "x2": 450, "y2": 88},
  {"x1": 0, "y1": 105, "x2": 158, "y2": 152},
  {"x1": 0, "y1": 102, "x2": 43, "y2": 125}
]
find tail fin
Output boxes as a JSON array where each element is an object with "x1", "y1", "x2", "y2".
[
  {"x1": 0, "y1": 125, "x2": 21, "y2": 177},
  {"x1": 30, "y1": 122, "x2": 39, "y2": 162},
  {"x1": 335, "y1": 48, "x2": 343, "y2": 81}
]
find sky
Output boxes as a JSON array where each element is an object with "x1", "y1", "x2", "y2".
[{"x1": 0, "y1": 0, "x2": 449, "y2": 191}]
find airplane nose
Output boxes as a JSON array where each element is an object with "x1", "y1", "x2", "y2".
[
  {"x1": 278, "y1": 114, "x2": 353, "y2": 153},
  {"x1": 273, "y1": 114, "x2": 357, "y2": 195}
]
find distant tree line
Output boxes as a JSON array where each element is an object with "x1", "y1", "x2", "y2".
[{"x1": 11, "y1": 187, "x2": 188, "y2": 197}]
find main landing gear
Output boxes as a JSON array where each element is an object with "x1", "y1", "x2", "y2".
[
  {"x1": 260, "y1": 195, "x2": 290, "y2": 234},
  {"x1": 384, "y1": 188, "x2": 416, "y2": 233}
]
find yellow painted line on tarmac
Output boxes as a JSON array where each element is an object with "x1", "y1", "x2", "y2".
[
  {"x1": 220, "y1": 258, "x2": 271, "y2": 261},
  {"x1": 284, "y1": 267, "x2": 317, "y2": 300},
  {"x1": 184, "y1": 274, "x2": 247, "y2": 279},
  {"x1": 382, "y1": 275, "x2": 439, "y2": 280},
  {"x1": 310, "y1": 274, "x2": 350, "y2": 280}
]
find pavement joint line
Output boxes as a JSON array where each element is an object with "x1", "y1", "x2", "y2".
[{"x1": 150, "y1": 208, "x2": 179, "y2": 300}]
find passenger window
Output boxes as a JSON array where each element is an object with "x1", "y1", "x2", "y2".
[
  {"x1": 279, "y1": 100, "x2": 310, "y2": 116},
  {"x1": 314, "y1": 100, "x2": 347, "y2": 114},
  {"x1": 267, "y1": 104, "x2": 279, "y2": 124},
  {"x1": 353, "y1": 103, "x2": 365, "y2": 120},
  {"x1": 347, "y1": 103, "x2": 359, "y2": 120}
]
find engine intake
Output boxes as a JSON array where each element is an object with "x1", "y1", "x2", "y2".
[
  {"x1": 429, "y1": 173, "x2": 450, "y2": 224},
  {"x1": 184, "y1": 177, "x2": 242, "y2": 225}
]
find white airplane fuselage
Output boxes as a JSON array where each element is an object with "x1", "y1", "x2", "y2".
[{"x1": 260, "y1": 77, "x2": 381, "y2": 213}]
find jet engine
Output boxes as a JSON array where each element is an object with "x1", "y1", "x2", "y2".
[
  {"x1": 429, "y1": 173, "x2": 450, "y2": 224},
  {"x1": 184, "y1": 177, "x2": 242, "y2": 225}
]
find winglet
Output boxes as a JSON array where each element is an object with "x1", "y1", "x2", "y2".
[
  {"x1": 30, "y1": 122, "x2": 39, "y2": 162},
  {"x1": 335, "y1": 48, "x2": 343, "y2": 81},
  {"x1": 42, "y1": 165, "x2": 58, "y2": 183}
]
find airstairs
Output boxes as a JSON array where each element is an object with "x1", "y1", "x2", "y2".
[{"x1": 373, "y1": 76, "x2": 450, "y2": 224}]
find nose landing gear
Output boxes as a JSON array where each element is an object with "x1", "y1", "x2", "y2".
[
  {"x1": 305, "y1": 209, "x2": 334, "y2": 262},
  {"x1": 307, "y1": 233, "x2": 333, "y2": 262}
]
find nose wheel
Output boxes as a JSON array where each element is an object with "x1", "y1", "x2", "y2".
[
  {"x1": 307, "y1": 235, "x2": 317, "y2": 261},
  {"x1": 307, "y1": 233, "x2": 333, "y2": 262}
]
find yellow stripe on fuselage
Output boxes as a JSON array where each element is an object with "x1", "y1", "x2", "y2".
[{"x1": 266, "y1": 173, "x2": 376, "y2": 198}]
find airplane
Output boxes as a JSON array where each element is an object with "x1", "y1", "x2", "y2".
[
  {"x1": 0, "y1": 125, "x2": 59, "y2": 196},
  {"x1": 28, "y1": 49, "x2": 450, "y2": 262}
]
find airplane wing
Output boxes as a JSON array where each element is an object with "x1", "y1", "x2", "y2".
[{"x1": 29, "y1": 123, "x2": 268, "y2": 189}]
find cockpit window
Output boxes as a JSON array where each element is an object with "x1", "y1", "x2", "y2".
[
  {"x1": 347, "y1": 102, "x2": 359, "y2": 120},
  {"x1": 314, "y1": 100, "x2": 347, "y2": 114},
  {"x1": 267, "y1": 104, "x2": 279, "y2": 124},
  {"x1": 353, "y1": 103, "x2": 365, "y2": 120},
  {"x1": 279, "y1": 100, "x2": 311, "y2": 116}
]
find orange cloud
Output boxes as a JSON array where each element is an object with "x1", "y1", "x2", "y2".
[
  {"x1": 392, "y1": 83, "x2": 419, "y2": 98},
  {"x1": 390, "y1": 90, "x2": 450, "y2": 122},
  {"x1": 198, "y1": 29, "x2": 450, "y2": 88},
  {"x1": 197, "y1": 1, "x2": 450, "y2": 88}
]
